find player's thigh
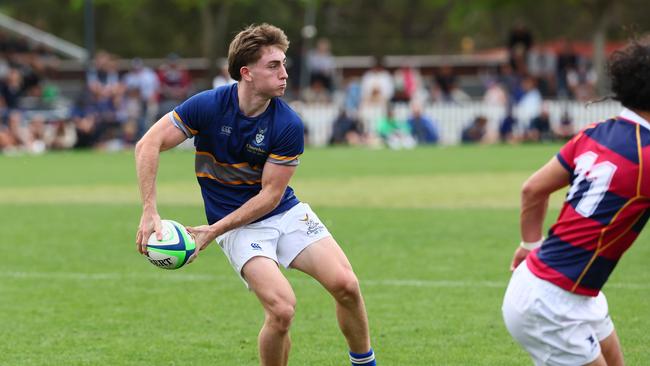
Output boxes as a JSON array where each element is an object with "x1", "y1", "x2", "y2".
[
  {"x1": 243, "y1": 256, "x2": 296, "y2": 311},
  {"x1": 289, "y1": 236, "x2": 357, "y2": 291},
  {"x1": 598, "y1": 330, "x2": 624, "y2": 366}
]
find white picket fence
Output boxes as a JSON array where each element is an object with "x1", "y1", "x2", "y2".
[{"x1": 294, "y1": 100, "x2": 623, "y2": 146}]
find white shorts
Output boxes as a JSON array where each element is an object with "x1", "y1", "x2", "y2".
[
  {"x1": 502, "y1": 262, "x2": 614, "y2": 366},
  {"x1": 216, "y1": 202, "x2": 331, "y2": 287}
]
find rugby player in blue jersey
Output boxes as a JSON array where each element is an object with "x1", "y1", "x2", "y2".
[
  {"x1": 503, "y1": 39, "x2": 650, "y2": 366},
  {"x1": 134, "y1": 24, "x2": 376, "y2": 366}
]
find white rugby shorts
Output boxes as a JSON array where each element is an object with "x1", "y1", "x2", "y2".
[
  {"x1": 502, "y1": 261, "x2": 614, "y2": 366},
  {"x1": 216, "y1": 202, "x2": 331, "y2": 287}
]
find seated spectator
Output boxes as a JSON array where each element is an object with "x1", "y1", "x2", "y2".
[
  {"x1": 329, "y1": 109, "x2": 365, "y2": 146},
  {"x1": 407, "y1": 102, "x2": 438, "y2": 144},
  {"x1": 499, "y1": 107, "x2": 518, "y2": 143},
  {"x1": 462, "y1": 115, "x2": 489, "y2": 144},
  {"x1": 526, "y1": 108, "x2": 553, "y2": 142},
  {"x1": 377, "y1": 106, "x2": 415, "y2": 149},
  {"x1": 554, "y1": 110, "x2": 575, "y2": 140}
]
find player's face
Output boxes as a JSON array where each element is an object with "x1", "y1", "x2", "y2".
[{"x1": 248, "y1": 46, "x2": 288, "y2": 97}]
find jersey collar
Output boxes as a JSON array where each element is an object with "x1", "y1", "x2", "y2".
[{"x1": 620, "y1": 108, "x2": 650, "y2": 131}]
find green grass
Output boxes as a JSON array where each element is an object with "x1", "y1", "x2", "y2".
[{"x1": 1, "y1": 145, "x2": 648, "y2": 365}]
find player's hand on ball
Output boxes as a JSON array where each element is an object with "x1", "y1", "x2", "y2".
[
  {"x1": 510, "y1": 246, "x2": 530, "y2": 271},
  {"x1": 185, "y1": 225, "x2": 216, "y2": 263},
  {"x1": 136, "y1": 211, "x2": 162, "y2": 255}
]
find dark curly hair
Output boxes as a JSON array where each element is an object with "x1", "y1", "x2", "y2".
[{"x1": 607, "y1": 39, "x2": 650, "y2": 111}]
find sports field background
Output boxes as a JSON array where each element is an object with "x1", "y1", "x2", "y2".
[{"x1": 1, "y1": 145, "x2": 648, "y2": 365}]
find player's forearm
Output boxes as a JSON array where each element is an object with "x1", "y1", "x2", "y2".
[
  {"x1": 209, "y1": 189, "x2": 283, "y2": 237},
  {"x1": 520, "y1": 189, "x2": 549, "y2": 243},
  {"x1": 135, "y1": 140, "x2": 161, "y2": 211}
]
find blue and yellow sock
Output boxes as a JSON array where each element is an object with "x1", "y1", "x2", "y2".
[{"x1": 349, "y1": 348, "x2": 376, "y2": 366}]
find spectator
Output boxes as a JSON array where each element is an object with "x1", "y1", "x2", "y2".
[
  {"x1": 377, "y1": 105, "x2": 415, "y2": 149},
  {"x1": 212, "y1": 64, "x2": 235, "y2": 89},
  {"x1": 301, "y1": 78, "x2": 332, "y2": 104},
  {"x1": 499, "y1": 105, "x2": 519, "y2": 143},
  {"x1": 517, "y1": 76, "x2": 543, "y2": 128},
  {"x1": 157, "y1": 53, "x2": 191, "y2": 116},
  {"x1": 526, "y1": 107, "x2": 553, "y2": 142},
  {"x1": 307, "y1": 38, "x2": 336, "y2": 92},
  {"x1": 567, "y1": 61, "x2": 597, "y2": 102},
  {"x1": 483, "y1": 79, "x2": 509, "y2": 107},
  {"x1": 329, "y1": 109, "x2": 366, "y2": 146},
  {"x1": 123, "y1": 58, "x2": 160, "y2": 137},
  {"x1": 407, "y1": 102, "x2": 438, "y2": 144},
  {"x1": 360, "y1": 57, "x2": 394, "y2": 106},
  {"x1": 508, "y1": 20, "x2": 533, "y2": 73},
  {"x1": 554, "y1": 110, "x2": 575, "y2": 140},
  {"x1": 555, "y1": 39, "x2": 578, "y2": 98},
  {"x1": 86, "y1": 50, "x2": 120, "y2": 99},
  {"x1": 393, "y1": 64, "x2": 426, "y2": 103},
  {"x1": 1, "y1": 68, "x2": 25, "y2": 109},
  {"x1": 462, "y1": 115, "x2": 489, "y2": 144}
]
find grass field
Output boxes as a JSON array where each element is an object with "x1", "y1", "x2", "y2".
[{"x1": 1, "y1": 145, "x2": 649, "y2": 365}]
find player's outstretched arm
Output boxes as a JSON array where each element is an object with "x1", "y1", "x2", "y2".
[
  {"x1": 187, "y1": 161, "x2": 296, "y2": 262},
  {"x1": 135, "y1": 115, "x2": 188, "y2": 255},
  {"x1": 510, "y1": 156, "x2": 569, "y2": 271}
]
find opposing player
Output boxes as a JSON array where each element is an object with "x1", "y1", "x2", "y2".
[
  {"x1": 134, "y1": 24, "x2": 376, "y2": 366},
  {"x1": 503, "y1": 38, "x2": 650, "y2": 366}
]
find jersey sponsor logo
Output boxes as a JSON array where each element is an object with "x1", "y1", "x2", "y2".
[
  {"x1": 220, "y1": 125, "x2": 232, "y2": 136},
  {"x1": 251, "y1": 242, "x2": 262, "y2": 250}
]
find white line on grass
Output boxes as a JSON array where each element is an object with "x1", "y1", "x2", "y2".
[{"x1": 3, "y1": 271, "x2": 650, "y2": 290}]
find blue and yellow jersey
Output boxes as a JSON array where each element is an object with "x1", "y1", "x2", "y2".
[{"x1": 171, "y1": 83, "x2": 303, "y2": 224}]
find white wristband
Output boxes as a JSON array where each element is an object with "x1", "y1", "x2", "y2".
[{"x1": 520, "y1": 237, "x2": 544, "y2": 250}]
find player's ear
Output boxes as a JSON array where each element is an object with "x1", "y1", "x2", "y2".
[{"x1": 240, "y1": 66, "x2": 252, "y2": 82}]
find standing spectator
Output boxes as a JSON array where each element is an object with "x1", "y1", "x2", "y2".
[
  {"x1": 407, "y1": 102, "x2": 438, "y2": 144},
  {"x1": 307, "y1": 38, "x2": 336, "y2": 92},
  {"x1": 508, "y1": 20, "x2": 533, "y2": 74},
  {"x1": 1, "y1": 68, "x2": 25, "y2": 109},
  {"x1": 462, "y1": 115, "x2": 489, "y2": 144},
  {"x1": 123, "y1": 58, "x2": 160, "y2": 138},
  {"x1": 157, "y1": 53, "x2": 191, "y2": 116},
  {"x1": 555, "y1": 39, "x2": 578, "y2": 98}
]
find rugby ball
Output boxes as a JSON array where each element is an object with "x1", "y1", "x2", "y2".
[{"x1": 146, "y1": 219, "x2": 196, "y2": 270}]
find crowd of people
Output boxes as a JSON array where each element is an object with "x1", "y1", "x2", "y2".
[{"x1": 0, "y1": 24, "x2": 598, "y2": 154}]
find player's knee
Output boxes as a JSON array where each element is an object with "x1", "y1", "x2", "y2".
[
  {"x1": 329, "y1": 270, "x2": 361, "y2": 305},
  {"x1": 266, "y1": 300, "x2": 296, "y2": 333}
]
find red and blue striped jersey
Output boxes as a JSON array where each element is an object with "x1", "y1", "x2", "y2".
[{"x1": 527, "y1": 108, "x2": 650, "y2": 296}]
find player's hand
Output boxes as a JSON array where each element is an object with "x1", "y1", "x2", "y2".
[
  {"x1": 185, "y1": 225, "x2": 218, "y2": 263},
  {"x1": 136, "y1": 210, "x2": 162, "y2": 255},
  {"x1": 510, "y1": 246, "x2": 531, "y2": 271}
]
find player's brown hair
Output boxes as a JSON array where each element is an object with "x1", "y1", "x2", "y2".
[{"x1": 228, "y1": 23, "x2": 289, "y2": 81}]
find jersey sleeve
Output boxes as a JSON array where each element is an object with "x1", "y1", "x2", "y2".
[
  {"x1": 170, "y1": 90, "x2": 214, "y2": 138},
  {"x1": 267, "y1": 118, "x2": 304, "y2": 166}
]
